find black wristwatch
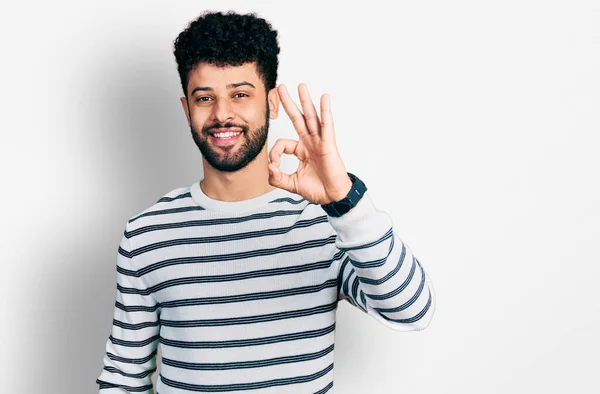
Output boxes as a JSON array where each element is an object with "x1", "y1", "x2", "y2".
[{"x1": 320, "y1": 172, "x2": 367, "y2": 217}]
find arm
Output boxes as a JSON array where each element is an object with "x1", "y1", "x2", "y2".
[
  {"x1": 331, "y1": 192, "x2": 436, "y2": 331},
  {"x1": 96, "y1": 226, "x2": 160, "y2": 393}
]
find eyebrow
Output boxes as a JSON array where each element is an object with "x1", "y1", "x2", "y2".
[{"x1": 191, "y1": 81, "x2": 256, "y2": 95}]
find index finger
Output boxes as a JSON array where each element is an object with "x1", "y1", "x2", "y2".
[{"x1": 278, "y1": 84, "x2": 310, "y2": 139}]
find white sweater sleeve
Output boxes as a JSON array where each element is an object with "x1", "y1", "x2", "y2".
[
  {"x1": 330, "y1": 192, "x2": 436, "y2": 331},
  {"x1": 96, "y1": 226, "x2": 160, "y2": 393}
]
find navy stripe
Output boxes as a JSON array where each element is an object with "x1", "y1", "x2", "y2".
[
  {"x1": 156, "y1": 191, "x2": 192, "y2": 203},
  {"x1": 122, "y1": 280, "x2": 336, "y2": 307},
  {"x1": 360, "y1": 290, "x2": 366, "y2": 307},
  {"x1": 103, "y1": 365, "x2": 156, "y2": 379},
  {"x1": 160, "y1": 323, "x2": 336, "y2": 349},
  {"x1": 106, "y1": 349, "x2": 157, "y2": 365},
  {"x1": 157, "y1": 259, "x2": 339, "y2": 297},
  {"x1": 358, "y1": 242, "x2": 406, "y2": 285},
  {"x1": 115, "y1": 301, "x2": 159, "y2": 313},
  {"x1": 159, "y1": 363, "x2": 334, "y2": 392},
  {"x1": 128, "y1": 216, "x2": 329, "y2": 257},
  {"x1": 118, "y1": 236, "x2": 338, "y2": 277},
  {"x1": 270, "y1": 196, "x2": 308, "y2": 205},
  {"x1": 351, "y1": 237, "x2": 395, "y2": 269},
  {"x1": 339, "y1": 227, "x2": 393, "y2": 252},
  {"x1": 380, "y1": 289, "x2": 432, "y2": 324},
  {"x1": 351, "y1": 276, "x2": 367, "y2": 312},
  {"x1": 364, "y1": 256, "x2": 417, "y2": 301},
  {"x1": 342, "y1": 268, "x2": 354, "y2": 298},
  {"x1": 167, "y1": 281, "x2": 335, "y2": 309},
  {"x1": 129, "y1": 195, "x2": 311, "y2": 225},
  {"x1": 129, "y1": 205, "x2": 206, "y2": 224},
  {"x1": 336, "y1": 256, "x2": 350, "y2": 295},
  {"x1": 127, "y1": 208, "x2": 309, "y2": 237},
  {"x1": 375, "y1": 260, "x2": 426, "y2": 313},
  {"x1": 97, "y1": 380, "x2": 153, "y2": 392},
  {"x1": 112, "y1": 319, "x2": 159, "y2": 331},
  {"x1": 314, "y1": 381, "x2": 334, "y2": 394},
  {"x1": 118, "y1": 252, "x2": 343, "y2": 297},
  {"x1": 351, "y1": 276, "x2": 359, "y2": 304},
  {"x1": 110, "y1": 334, "x2": 160, "y2": 348},
  {"x1": 344, "y1": 234, "x2": 395, "y2": 269},
  {"x1": 160, "y1": 302, "x2": 338, "y2": 328},
  {"x1": 162, "y1": 344, "x2": 334, "y2": 370},
  {"x1": 123, "y1": 279, "x2": 336, "y2": 306}
]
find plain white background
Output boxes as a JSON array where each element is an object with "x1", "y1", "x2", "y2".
[{"x1": 1, "y1": 1, "x2": 599, "y2": 393}]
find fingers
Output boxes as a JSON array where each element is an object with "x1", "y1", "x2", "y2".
[
  {"x1": 277, "y1": 83, "x2": 335, "y2": 142},
  {"x1": 268, "y1": 161, "x2": 295, "y2": 193},
  {"x1": 278, "y1": 84, "x2": 310, "y2": 139},
  {"x1": 269, "y1": 138, "x2": 298, "y2": 168},
  {"x1": 320, "y1": 93, "x2": 334, "y2": 142},
  {"x1": 298, "y1": 83, "x2": 320, "y2": 137},
  {"x1": 268, "y1": 138, "x2": 299, "y2": 193}
]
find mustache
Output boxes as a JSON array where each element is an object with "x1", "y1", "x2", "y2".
[{"x1": 202, "y1": 122, "x2": 249, "y2": 134}]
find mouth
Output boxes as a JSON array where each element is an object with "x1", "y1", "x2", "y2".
[{"x1": 209, "y1": 128, "x2": 244, "y2": 146}]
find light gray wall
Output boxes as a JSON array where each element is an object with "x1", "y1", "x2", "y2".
[{"x1": 2, "y1": 0, "x2": 599, "y2": 393}]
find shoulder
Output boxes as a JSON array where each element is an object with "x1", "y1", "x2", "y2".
[{"x1": 125, "y1": 184, "x2": 198, "y2": 230}]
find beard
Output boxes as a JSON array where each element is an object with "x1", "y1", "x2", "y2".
[{"x1": 190, "y1": 103, "x2": 270, "y2": 173}]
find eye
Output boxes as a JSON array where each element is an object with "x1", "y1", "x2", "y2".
[
  {"x1": 234, "y1": 93, "x2": 249, "y2": 98},
  {"x1": 196, "y1": 96, "x2": 212, "y2": 102}
]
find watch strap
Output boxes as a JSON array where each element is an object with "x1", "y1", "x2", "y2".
[{"x1": 320, "y1": 172, "x2": 367, "y2": 217}]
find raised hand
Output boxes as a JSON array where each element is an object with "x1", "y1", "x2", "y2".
[{"x1": 268, "y1": 83, "x2": 353, "y2": 205}]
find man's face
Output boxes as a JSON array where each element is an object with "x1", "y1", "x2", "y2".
[{"x1": 181, "y1": 62, "x2": 274, "y2": 173}]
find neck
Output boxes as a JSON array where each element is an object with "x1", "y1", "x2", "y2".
[{"x1": 199, "y1": 144, "x2": 276, "y2": 202}]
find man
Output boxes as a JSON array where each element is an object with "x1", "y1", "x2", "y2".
[{"x1": 97, "y1": 10, "x2": 435, "y2": 393}]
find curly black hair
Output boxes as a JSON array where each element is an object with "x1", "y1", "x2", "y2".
[{"x1": 173, "y1": 10, "x2": 280, "y2": 98}]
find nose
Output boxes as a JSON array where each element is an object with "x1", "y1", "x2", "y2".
[{"x1": 212, "y1": 98, "x2": 234, "y2": 123}]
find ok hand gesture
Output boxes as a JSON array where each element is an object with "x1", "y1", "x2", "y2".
[{"x1": 268, "y1": 83, "x2": 353, "y2": 205}]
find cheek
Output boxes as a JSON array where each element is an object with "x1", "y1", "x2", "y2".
[
  {"x1": 238, "y1": 105, "x2": 265, "y2": 124},
  {"x1": 189, "y1": 109, "x2": 210, "y2": 127}
]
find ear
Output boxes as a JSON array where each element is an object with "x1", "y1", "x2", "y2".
[
  {"x1": 267, "y1": 87, "x2": 280, "y2": 120},
  {"x1": 180, "y1": 96, "x2": 191, "y2": 127}
]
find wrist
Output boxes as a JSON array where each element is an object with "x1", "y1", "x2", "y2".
[
  {"x1": 321, "y1": 172, "x2": 367, "y2": 217},
  {"x1": 327, "y1": 175, "x2": 353, "y2": 203}
]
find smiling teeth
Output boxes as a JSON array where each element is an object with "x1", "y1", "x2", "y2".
[{"x1": 213, "y1": 131, "x2": 241, "y2": 138}]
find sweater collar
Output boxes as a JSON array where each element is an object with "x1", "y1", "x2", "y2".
[{"x1": 190, "y1": 179, "x2": 291, "y2": 213}]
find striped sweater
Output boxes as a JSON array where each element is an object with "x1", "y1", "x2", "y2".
[{"x1": 96, "y1": 179, "x2": 436, "y2": 393}]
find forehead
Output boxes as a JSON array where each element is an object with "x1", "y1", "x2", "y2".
[{"x1": 188, "y1": 62, "x2": 262, "y2": 91}]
